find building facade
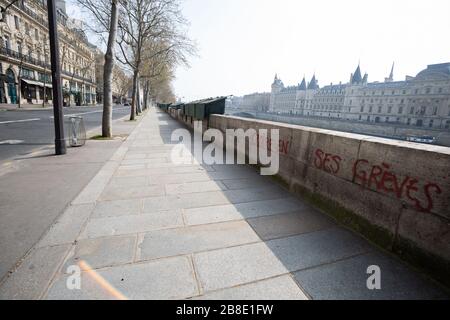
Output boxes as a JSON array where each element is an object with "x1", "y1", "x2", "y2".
[
  {"x1": 0, "y1": 0, "x2": 96, "y2": 106},
  {"x1": 269, "y1": 63, "x2": 450, "y2": 130},
  {"x1": 240, "y1": 92, "x2": 270, "y2": 113}
]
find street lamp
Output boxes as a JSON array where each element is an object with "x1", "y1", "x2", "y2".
[
  {"x1": 0, "y1": 0, "x2": 66, "y2": 155},
  {"x1": 47, "y1": 0, "x2": 66, "y2": 155}
]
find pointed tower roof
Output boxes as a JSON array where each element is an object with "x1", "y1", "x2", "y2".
[
  {"x1": 389, "y1": 62, "x2": 395, "y2": 80},
  {"x1": 299, "y1": 76, "x2": 307, "y2": 90},
  {"x1": 351, "y1": 64, "x2": 362, "y2": 84},
  {"x1": 307, "y1": 74, "x2": 318, "y2": 90}
]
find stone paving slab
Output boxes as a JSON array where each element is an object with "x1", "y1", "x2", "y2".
[
  {"x1": 192, "y1": 275, "x2": 308, "y2": 300},
  {"x1": 99, "y1": 184, "x2": 165, "y2": 201},
  {"x1": 79, "y1": 210, "x2": 184, "y2": 239},
  {"x1": 183, "y1": 198, "x2": 309, "y2": 226},
  {"x1": 91, "y1": 199, "x2": 143, "y2": 219},
  {"x1": 247, "y1": 210, "x2": 335, "y2": 241},
  {"x1": 63, "y1": 235, "x2": 137, "y2": 271},
  {"x1": 193, "y1": 242, "x2": 290, "y2": 292},
  {"x1": 165, "y1": 181, "x2": 227, "y2": 195},
  {"x1": 45, "y1": 256, "x2": 198, "y2": 300},
  {"x1": 293, "y1": 252, "x2": 448, "y2": 300},
  {"x1": 138, "y1": 221, "x2": 260, "y2": 261}
]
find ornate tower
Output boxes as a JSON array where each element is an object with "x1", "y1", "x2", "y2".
[{"x1": 270, "y1": 74, "x2": 284, "y2": 112}]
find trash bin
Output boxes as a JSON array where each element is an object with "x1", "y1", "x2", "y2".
[{"x1": 68, "y1": 116, "x2": 86, "y2": 147}]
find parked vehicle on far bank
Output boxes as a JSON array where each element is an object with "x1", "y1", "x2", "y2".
[{"x1": 406, "y1": 135, "x2": 436, "y2": 144}]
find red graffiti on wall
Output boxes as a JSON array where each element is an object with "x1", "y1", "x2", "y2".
[
  {"x1": 311, "y1": 148, "x2": 443, "y2": 213},
  {"x1": 352, "y1": 160, "x2": 442, "y2": 212},
  {"x1": 256, "y1": 134, "x2": 290, "y2": 155},
  {"x1": 313, "y1": 149, "x2": 342, "y2": 174}
]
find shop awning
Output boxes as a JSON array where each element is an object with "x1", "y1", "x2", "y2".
[{"x1": 21, "y1": 78, "x2": 52, "y2": 88}]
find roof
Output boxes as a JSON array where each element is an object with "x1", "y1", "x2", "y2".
[
  {"x1": 351, "y1": 65, "x2": 362, "y2": 84},
  {"x1": 307, "y1": 75, "x2": 319, "y2": 90},
  {"x1": 415, "y1": 63, "x2": 450, "y2": 81},
  {"x1": 299, "y1": 77, "x2": 307, "y2": 90},
  {"x1": 188, "y1": 96, "x2": 227, "y2": 105}
]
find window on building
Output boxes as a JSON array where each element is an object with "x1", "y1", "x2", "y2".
[
  {"x1": 386, "y1": 117, "x2": 389, "y2": 122},
  {"x1": 426, "y1": 88, "x2": 431, "y2": 94},
  {"x1": 378, "y1": 106, "x2": 382, "y2": 113},
  {"x1": 429, "y1": 120, "x2": 434, "y2": 128},
  {"x1": 4, "y1": 36, "x2": 10, "y2": 50},
  {"x1": 410, "y1": 107, "x2": 414, "y2": 115},
  {"x1": 14, "y1": 16, "x2": 20, "y2": 29},
  {"x1": 388, "y1": 106, "x2": 392, "y2": 113},
  {"x1": 35, "y1": 29, "x2": 39, "y2": 41},
  {"x1": 399, "y1": 106, "x2": 403, "y2": 114},
  {"x1": 407, "y1": 118, "x2": 411, "y2": 125},
  {"x1": 360, "y1": 106, "x2": 364, "y2": 112},
  {"x1": 433, "y1": 107, "x2": 438, "y2": 116},
  {"x1": 17, "y1": 42, "x2": 22, "y2": 55},
  {"x1": 21, "y1": 68, "x2": 35, "y2": 80}
]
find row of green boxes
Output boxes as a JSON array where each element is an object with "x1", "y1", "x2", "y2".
[
  {"x1": 157, "y1": 103, "x2": 171, "y2": 111},
  {"x1": 158, "y1": 97, "x2": 227, "y2": 120},
  {"x1": 183, "y1": 97, "x2": 227, "y2": 120}
]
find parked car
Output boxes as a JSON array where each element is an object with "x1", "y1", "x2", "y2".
[{"x1": 406, "y1": 135, "x2": 436, "y2": 144}]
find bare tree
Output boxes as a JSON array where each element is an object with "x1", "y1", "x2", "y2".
[
  {"x1": 116, "y1": 0, "x2": 195, "y2": 120},
  {"x1": 77, "y1": 0, "x2": 120, "y2": 137},
  {"x1": 112, "y1": 65, "x2": 132, "y2": 104}
]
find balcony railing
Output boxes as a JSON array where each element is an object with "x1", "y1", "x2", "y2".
[
  {"x1": 0, "y1": 47, "x2": 52, "y2": 69},
  {"x1": 61, "y1": 70, "x2": 94, "y2": 84},
  {"x1": 13, "y1": 2, "x2": 49, "y2": 28},
  {"x1": 0, "y1": 47, "x2": 94, "y2": 84}
]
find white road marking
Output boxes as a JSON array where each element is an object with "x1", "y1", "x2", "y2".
[
  {"x1": 0, "y1": 140, "x2": 25, "y2": 145},
  {"x1": 0, "y1": 118, "x2": 41, "y2": 125},
  {"x1": 49, "y1": 107, "x2": 129, "y2": 119}
]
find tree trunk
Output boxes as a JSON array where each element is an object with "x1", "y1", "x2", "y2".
[
  {"x1": 136, "y1": 77, "x2": 141, "y2": 115},
  {"x1": 102, "y1": 0, "x2": 119, "y2": 138},
  {"x1": 144, "y1": 80, "x2": 149, "y2": 110},
  {"x1": 130, "y1": 69, "x2": 139, "y2": 121}
]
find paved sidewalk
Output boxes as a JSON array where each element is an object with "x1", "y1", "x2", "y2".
[
  {"x1": 1, "y1": 108, "x2": 447, "y2": 300},
  {"x1": 0, "y1": 112, "x2": 142, "y2": 290}
]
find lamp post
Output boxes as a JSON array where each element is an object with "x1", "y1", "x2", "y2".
[{"x1": 47, "y1": 0, "x2": 66, "y2": 155}]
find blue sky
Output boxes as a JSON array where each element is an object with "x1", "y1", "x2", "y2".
[{"x1": 67, "y1": 0, "x2": 450, "y2": 101}]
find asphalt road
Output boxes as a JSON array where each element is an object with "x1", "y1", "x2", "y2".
[{"x1": 0, "y1": 105, "x2": 130, "y2": 162}]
